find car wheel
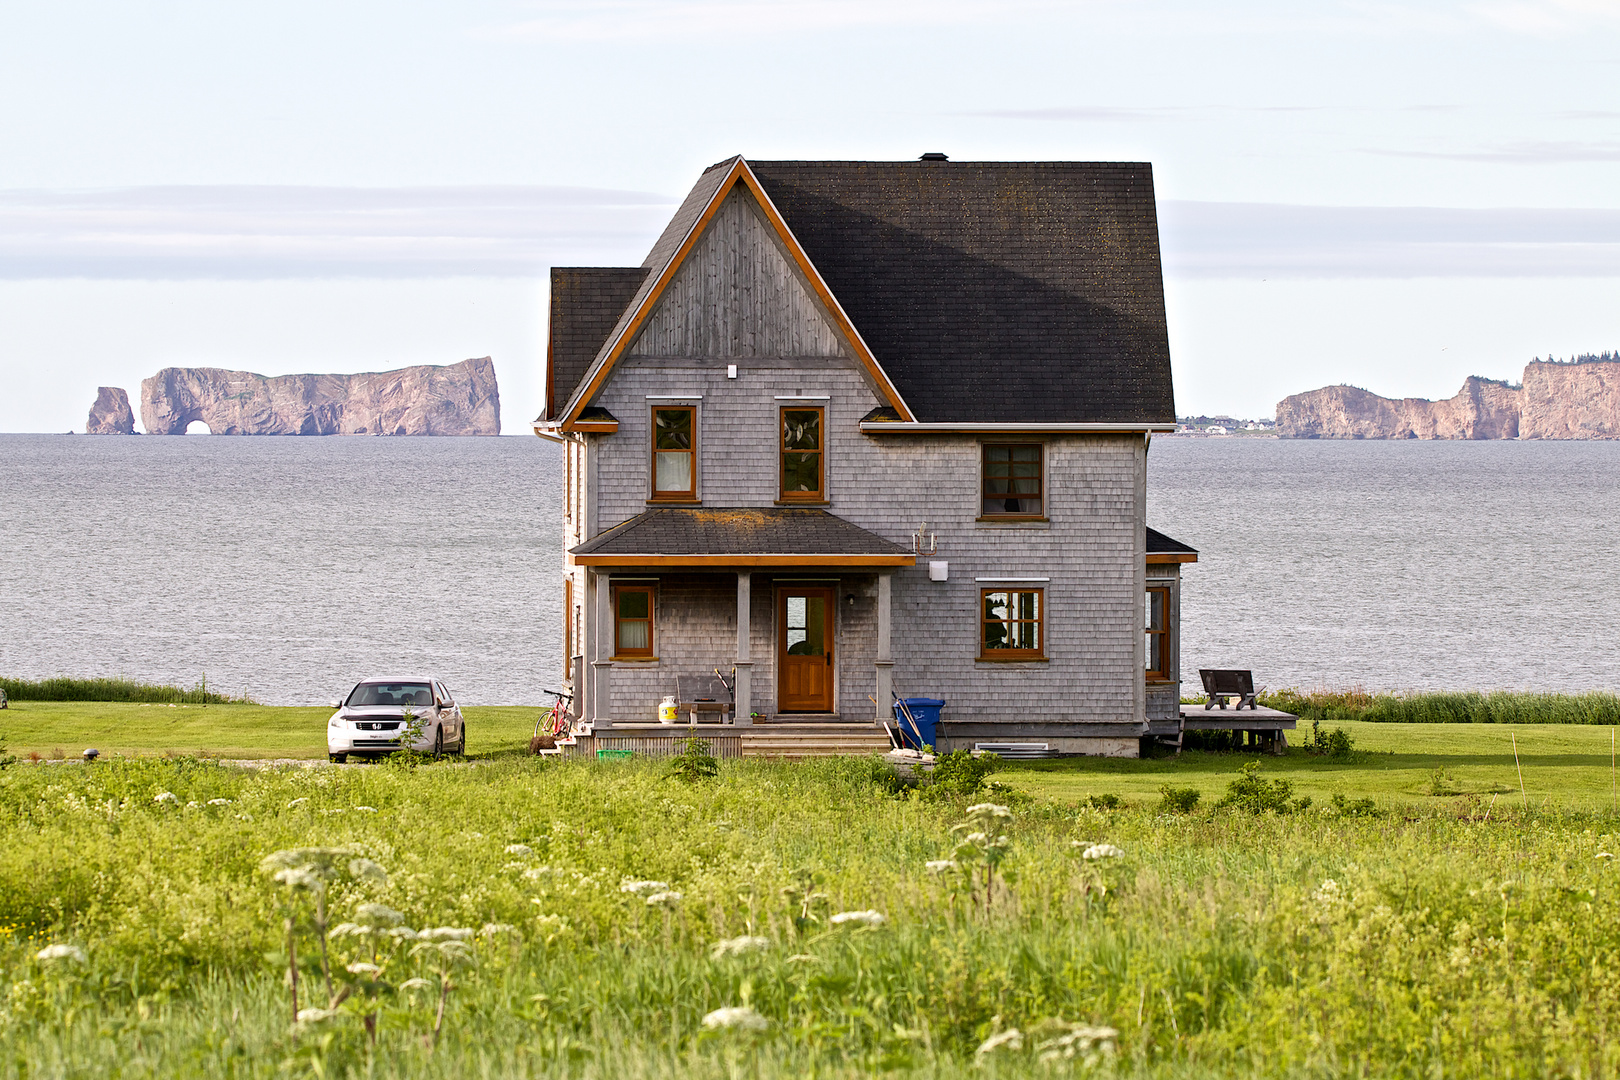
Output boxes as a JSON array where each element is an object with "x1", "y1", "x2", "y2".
[
  {"x1": 329, "y1": 753, "x2": 347, "y2": 764},
  {"x1": 432, "y1": 724, "x2": 444, "y2": 759},
  {"x1": 455, "y1": 722, "x2": 467, "y2": 757}
]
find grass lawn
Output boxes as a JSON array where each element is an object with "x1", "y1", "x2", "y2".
[
  {"x1": 999, "y1": 720, "x2": 1620, "y2": 811},
  {"x1": 0, "y1": 702, "x2": 540, "y2": 760}
]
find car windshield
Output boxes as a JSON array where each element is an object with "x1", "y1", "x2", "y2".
[{"x1": 346, "y1": 682, "x2": 434, "y2": 708}]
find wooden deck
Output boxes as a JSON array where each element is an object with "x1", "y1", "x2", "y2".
[
  {"x1": 563, "y1": 722, "x2": 893, "y2": 760},
  {"x1": 1144, "y1": 705, "x2": 1298, "y2": 754}
]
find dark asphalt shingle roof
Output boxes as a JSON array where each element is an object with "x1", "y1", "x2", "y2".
[
  {"x1": 545, "y1": 267, "x2": 649, "y2": 420},
  {"x1": 1146, "y1": 526, "x2": 1198, "y2": 555},
  {"x1": 750, "y1": 160, "x2": 1175, "y2": 424},
  {"x1": 550, "y1": 157, "x2": 1175, "y2": 425},
  {"x1": 571, "y1": 507, "x2": 913, "y2": 558}
]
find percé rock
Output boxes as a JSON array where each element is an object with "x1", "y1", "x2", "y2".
[
  {"x1": 86, "y1": 386, "x2": 137, "y2": 434},
  {"x1": 1276, "y1": 376, "x2": 1521, "y2": 440},
  {"x1": 1521, "y1": 360, "x2": 1620, "y2": 439},
  {"x1": 140, "y1": 358, "x2": 500, "y2": 436}
]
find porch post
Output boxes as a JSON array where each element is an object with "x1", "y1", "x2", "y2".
[
  {"x1": 874, "y1": 571, "x2": 893, "y2": 722},
  {"x1": 733, "y1": 571, "x2": 753, "y2": 726},
  {"x1": 591, "y1": 570, "x2": 614, "y2": 728}
]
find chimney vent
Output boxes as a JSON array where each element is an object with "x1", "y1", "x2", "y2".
[{"x1": 918, "y1": 152, "x2": 949, "y2": 161}]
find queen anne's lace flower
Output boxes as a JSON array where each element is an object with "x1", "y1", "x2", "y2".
[
  {"x1": 417, "y1": 927, "x2": 474, "y2": 942},
  {"x1": 925, "y1": 860, "x2": 958, "y2": 874},
  {"x1": 345, "y1": 962, "x2": 383, "y2": 976},
  {"x1": 620, "y1": 879, "x2": 669, "y2": 896},
  {"x1": 965, "y1": 803, "x2": 1013, "y2": 819},
  {"x1": 1081, "y1": 843, "x2": 1124, "y2": 860},
  {"x1": 646, "y1": 891, "x2": 683, "y2": 909},
  {"x1": 35, "y1": 944, "x2": 86, "y2": 964},
  {"x1": 153, "y1": 792, "x2": 178, "y2": 805},
  {"x1": 505, "y1": 844, "x2": 535, "y2": 857},
  {"x1": 829, "y1": 910, "x2": 886, "y2": 928},
  {"x1": 710, "y1": 935, "x2": 770, "y2": 958},
  {"x1": 702, "y1": 1006, "x2": 769, "y2": 1031},
  {"x1": 207, "y1": 798, "x2": 231, "y2": 806},
  {"x1": 976, "y1": 1028, "x2": 1024, "y2": 1055}
]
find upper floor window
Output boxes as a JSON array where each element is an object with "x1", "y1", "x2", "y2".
[
  {"x1": 780, "y1": 407, "x2": 824, "y2": 501},
  {"x1": 981, "y1": 587, "x2": 1044, "y2": 659},
  {"x1": 1145, "y1": 586, "x2": 1169, "y2": 680},
  {"x1": 651, "y1": 407, "x2": 695, "y2": 500},
  {"x1": 981, "y1": 443, "x2": 1043, "y2": 518}
]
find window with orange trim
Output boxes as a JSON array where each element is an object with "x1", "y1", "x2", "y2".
[
  {"x1": 650, "y1": 407, "x2": 696, "y2": 500},
  {"x1": 980, "y1": 588, "x2": 1044, "y2": 659},
  {"x1": 612, "y1": 584, "x2": 654, "y2": 658},
  {"x1": 981, "y1": 443, "x2": 1043, "y2": 517},
  {"x1": 1145, "y1": 587, "x2": 1169, "y2": 680},
  {"x1": 780, "y1": 407, "x2": 824, "y2": 501}
]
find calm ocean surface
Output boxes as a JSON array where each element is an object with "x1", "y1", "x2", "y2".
[{"x1": 2, "y1": 434, "x2": 1616, "y2": 704}]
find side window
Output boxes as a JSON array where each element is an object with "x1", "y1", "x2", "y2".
[
  {"x1": 780, "y1": 406, "x2": 825, "y2": 501},
  {"x1": 1145, "y1": 587, "x2": 1169, "y2": 679},
  {"x1": 613, "y1": 583, "x2": 654, "y2": 658},
  {"x1": 981, "y1": 443, "x2": 1043, "y2": 518},
  {"x1": 980, "y1": 588, "x2": 1044, "y2": 659},
  {"x1": 651, "y1": 407, "x2": 695, "y2": 501},
  {"x1": 563, "y1": 576, "x2": 574, "y2": 679}
]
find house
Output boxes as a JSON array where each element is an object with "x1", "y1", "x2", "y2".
[{"x1": 534, "y1": 154, "x2": 1198, "y2": 758}]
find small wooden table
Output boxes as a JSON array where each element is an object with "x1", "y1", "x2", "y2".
[{"x1": 675, "y1": 674, "x2": 733, "y2": 725}]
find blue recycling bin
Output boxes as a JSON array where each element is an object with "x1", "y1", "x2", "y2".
[{"x1": 893, "y1": 697, "x2": 945, "y2": 750}]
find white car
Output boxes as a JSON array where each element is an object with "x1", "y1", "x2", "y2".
[{"x1": 327, "y1": 676, "x2": 466, "y2": 763}]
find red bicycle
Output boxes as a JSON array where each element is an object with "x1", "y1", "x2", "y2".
[{"x1": 530, "y1": 687, "x2": 574, "y2": 753}]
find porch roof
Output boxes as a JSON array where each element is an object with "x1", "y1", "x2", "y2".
[
  {"x1": 1147, "y1": 526, "x2": 1198, "y2": 564},
  {"x1": 569, "y1": 507, "x2": 917, "y2": 568}
]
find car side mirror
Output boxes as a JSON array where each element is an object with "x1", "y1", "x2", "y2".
[{"x1": 327, "y1": 699, "x2": 342, "y2": 709}]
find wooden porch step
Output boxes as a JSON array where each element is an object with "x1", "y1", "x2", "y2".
[{"x1": 741, "y1": 733, "x2": 892, "y2": 758}]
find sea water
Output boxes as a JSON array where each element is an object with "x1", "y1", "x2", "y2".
[{"x1": 1, "y1": 434, "x2": 1616, "y2": 704}]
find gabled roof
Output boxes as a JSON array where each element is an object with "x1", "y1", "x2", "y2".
[
  {"x1": 569, "y1": 507, "x2": 916, "y2": 567},
  {"x1": 545, "y1": 267, "x2": 648, "y2": 420},
  {"x1": 557, "y1": 157, "x2": 912, "y2": 431},
  {"x1": 550, "y1": 156, "x2": 1175, "y2": 429},
  {"x1": 750, "y1": 161, "x2": 1174, "y2": 424}
]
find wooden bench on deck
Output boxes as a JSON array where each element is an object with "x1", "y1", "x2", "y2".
[
  {"x1": 1199, "y1": 668, "x2": 1258, "y2": 710},
  {"x1": 675, "y1": 673, "x2": 733, "y2": 726}
]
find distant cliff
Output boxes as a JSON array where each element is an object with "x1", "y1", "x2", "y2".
[
  {"x1": 1277, "y1": 357, "x2": 1620, "y2": 439},
  {"x1": 86, "y1": 387, "x2": 136, "y2": 434},
  {"x1": 140, "y1": 358, "x2": 500, "y2": 436}
]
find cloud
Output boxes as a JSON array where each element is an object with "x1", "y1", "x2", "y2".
[
  {"x1": 0, "y1": 185, "x2": 676, "y2": 280},
  {"x1": 1160, "y1": 201, "x2": 1620, "y2": 278},
  {"x1": 1468, "y1": 0, "x2": 1620, "y2": 34},
  {"x1": 1363, "y1": 140, "x2": 1620, "y2": 163},
  {"x1": 4, "y1": 187, "x2": 1620, "y2": 282},
  {"x1": 482, "y1": 0, "x2": 1075, "y2": 40}
]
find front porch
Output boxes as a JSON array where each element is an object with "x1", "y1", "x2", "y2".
[
  {"x1": 563, "y1": 722, "x2": 893, "y2": 760},
  {"x1": 568, "y1": 507, "x2": 917, "y2": 732}
]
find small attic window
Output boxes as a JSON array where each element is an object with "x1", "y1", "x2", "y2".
[{"x1": 919, "y1": 152, "x2": 949, "y2": 161}]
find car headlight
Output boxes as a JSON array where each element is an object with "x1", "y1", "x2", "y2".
[{"x1": 329, "y1": 714, "x2": 342, "y2": 728}]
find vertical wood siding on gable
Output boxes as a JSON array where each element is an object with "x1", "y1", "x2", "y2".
[{"x1": 625, "y1": 187, "x2": 848, "y2": 360}]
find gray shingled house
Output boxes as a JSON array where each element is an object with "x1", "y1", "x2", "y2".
[{"x1": 535, "y1": 154, "x2": 1197, "y2": 757}]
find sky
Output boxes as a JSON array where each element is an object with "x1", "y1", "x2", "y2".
[{"x1": 2, "y1": 0, "x2": 1619, "y2": 433}]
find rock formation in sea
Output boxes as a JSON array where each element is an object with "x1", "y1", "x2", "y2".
[
  {"x1": 140, "y1": 357, "x2": 500, "y2": 436},
  {"x1": 1520, "y1": 360, "x2": 1620, "y2": 439},
  {"x1": 86, "y1": 387, "x2": 137, "y2": 434},
  {"x1": 1277, "y1": 358, "x2": 1620, "y2": 439}
]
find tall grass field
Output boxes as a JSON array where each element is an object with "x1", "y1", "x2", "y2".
[
  {"x1": 1262, "y1": 687, "x2": 1620, "y2": 726},
  {"x1": 5, "y1": 749, "x2": 1620, "y2": 1078}
]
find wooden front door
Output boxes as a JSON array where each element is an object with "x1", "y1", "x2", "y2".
[{"x1": 778, "y1": 587, "x2": 834, "y2": 713}]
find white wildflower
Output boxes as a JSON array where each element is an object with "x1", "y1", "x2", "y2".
[
  {"x1": 1598, "y1": 852, "x2": 1615, "y2": 860},
  {"x1": 207, "y1": 798, "x2": 231, "y2": 806},
  {"x1": 1312, "y1": 879, "x2": 1343, "y2": 905},
  {"x1": 925, "y1": 859, "x2": 958, "y2": 874},
  {"x1": 295, "y1": 1007, "x2": 338, "y2": 1024},
  {"x1": 1081, "y1": 843, "x2": 1124, "y2": 860},
  {"x1": 353, "y1": 902, "x2": 405, "y2": 927},
  {"x1": 785, "y1": 953, "x2": 821, "y2": 964},
  {"x1": 273, "y1": 867, "x2": 322, "y2": 892},
  {"x1": 480, "y1": 923, "x2": 517, "y2": 938},
  {"x1": 965, "y1": 803, "x2": 1013, "y2": 819},
  {"x1": 385, "y1": 926, "x2": 419, "y2": 942},
  {"x1": 710, "y1": 935, "x2": 770, "y2": 959},
  {"x1": 505, "y1": 844, "x2": 535, "y2": 857},
  {"x1": 976, "y1": 1028, "x2": 1024, "y2": 1055},
  {"x1": 35, "y1": 944, "x2": 86, "y2": 964},
  {"x1": 153, "y1": 792, "x2": 178, "y2": 805},
  {"x1": 620, "y1": 879, "x2": 669, "y2": 896},
  {"x1": 399, "y1": 977, "x2": 434, "y2": 991},
  {"x1": 829, "y1": 910, "x2": 886, "y2": 928},
  {"x1": 234, "y1": 813, "x2": 254, "y2": 822},
  {"x1": 1036, "y1": 1023, "x2": 1118, "y2": 1063},
  {"x1": 646, "y1": 891, "x2": 683, "y2": 910},
  {"x1": 416, "y1": 927, "x2": 474, "y2": 942},
  {"x1": 186, "y1": 801, "x2": 200, "y2": 809},
  {"x1": 286, "y1": 797, "x2": 309, "y2": 808},
  {"x1": 345, "y1": 962, "x2": 383, "y2": 976},
  {"x1": 347, "y1": 857, "x2": 388, "y2": 884},
  {"x1": 354, "y1": 806, "x2": 377, "y2": 813},
  {"x1": 522, "y1": 866, "x2": 555, "y2": 881},
  {"x1": 702, "y1": 1005, "x2": 769, "y2": 1032}
]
